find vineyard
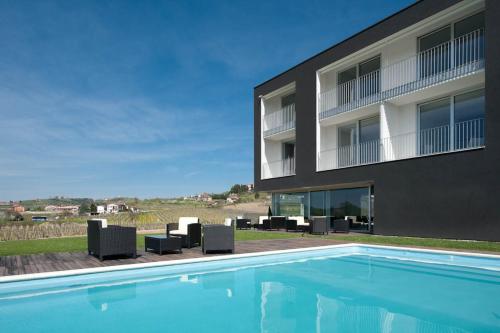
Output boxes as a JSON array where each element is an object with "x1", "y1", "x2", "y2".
[{"x1": 0, "y1": 205, "x2": 264, "y2": 241}]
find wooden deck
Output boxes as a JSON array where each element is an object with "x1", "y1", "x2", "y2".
[{"x1": 0, "y1": 238, "x2": 345, "y2": 277}]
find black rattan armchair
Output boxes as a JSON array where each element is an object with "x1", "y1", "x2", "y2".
[
  {"x1": 333, "y1": 219, "x2": 350, "y2": 233},
  {"x1": 202, "y1": 224, "x2": 234, "y2": 254},
  {"x1": 310, "y1": 217, "x2": 329, "y2": 235},
  {"x1": 87, "y1": 219, "x2": 137, "y2": 261},
  {"x1": 166, "y1": 217, "x2": 201, "y2": 248},
  {"x1": 236, "y1": 218, "x2": 251, "y2": 230}
]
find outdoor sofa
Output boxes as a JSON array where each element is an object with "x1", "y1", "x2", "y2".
[
  {"x1": 263, "y1": 216, "x2": 287, "y2": 230},
  {"x1": 167, "y1": 217, "x2": 201, "y2": 248},
  {"x1": 286, "y1": 216, "x2": 310, "y2": 232},
  {"x1": 87, "y1": 219, "x2": 137, "y2": 261}
]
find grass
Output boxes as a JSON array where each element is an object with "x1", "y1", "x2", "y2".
[
  {"x1": 320, "y1": 233, "x2": 500, "y2": 253},
  {"x1": 0, "y1": 231, "x2": 300, "y2": 256},
  {"x1": 0, "y1": 230, "x2": 499, "y2": 256}
]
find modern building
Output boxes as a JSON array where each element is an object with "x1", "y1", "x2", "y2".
[{"x1": 254, "y1": 0, "x2": 499, "y2": 241}]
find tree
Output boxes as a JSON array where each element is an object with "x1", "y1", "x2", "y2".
[
  {"x1": 230, "y1": 184, "x2": 249, "y2": 194},
  {"x1": 90, "y1": 203, "x2": 97, "y2": 214}
]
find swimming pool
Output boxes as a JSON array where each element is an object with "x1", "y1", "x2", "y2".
[{"x1": 0, "y1": 244, "x2": 499, "y2": 333}]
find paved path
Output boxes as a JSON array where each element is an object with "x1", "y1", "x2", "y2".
[{"x1": 0, "y1": 237, "x2": 345, "y2": 277}]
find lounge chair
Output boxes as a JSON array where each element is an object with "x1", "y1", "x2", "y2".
[
  {"x1": 202, "y1": 224, "x2": 234, "y2": 254},
  {"x1": 87, "y1": 219, "x2": 137, "y2": 261},
  {"x1": 167, "y1": 217, "x2": 201, "y2": 248}
]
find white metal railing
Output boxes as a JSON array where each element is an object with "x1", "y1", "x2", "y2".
[
  {"x1": 263, "y1": 104, "x2": 296, "y2": 137},
  {"x1": 319, "y1": 29, "x2": 484, "y2": 120},
  {"x1": 261, "y1": 157, "x2": 295, "y2": 179},
  {"x1": 318, "y1": 118, "x2": 484, "y2": 171}
]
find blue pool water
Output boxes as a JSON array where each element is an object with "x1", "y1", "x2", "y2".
[{"x1": 0, "y1": 246, "x2": 499, "y2": 333}]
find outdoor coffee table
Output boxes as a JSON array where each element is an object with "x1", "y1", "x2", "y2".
[{"x1": 144, "y1": 235, "x2": 182, "y2": 255}]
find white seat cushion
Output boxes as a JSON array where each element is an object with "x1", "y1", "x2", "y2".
[
  {"x1": 224, "y1": 218, "x2": 233, "y2": 227},
  {"x1": 178, "y1": 217, "x2": 199, "y2": 234},
  {"x1": 288, "y1": 216, "x2": 307, "y2": 226},
  {"x1": 258, "y1": 216, "x2": 268, "y2": 225},
  {"x1": 169, "y1": 229, "x2": 185, "y2": 236}
]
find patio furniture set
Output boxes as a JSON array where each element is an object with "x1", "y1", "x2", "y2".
[
  {"x1": 87, "y1": 217, "x2": 234, "y2": 261},
  {"x1": 87, "y1": 215, "x2": 351, "y2": 261}
]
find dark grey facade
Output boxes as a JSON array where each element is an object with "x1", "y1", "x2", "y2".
[{"x1": 254, "y1": 0, "x2": 500, "y2": 241}]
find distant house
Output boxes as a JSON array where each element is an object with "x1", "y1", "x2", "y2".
[
  {"x1": 45, "y1": 205, "x2": 80, "y2": 215},
  {"x1": 11, "y1": 203, "x2": 25, "y2": 213},
  {"x1": 246, "y1": 184, "x2": 254, "y2": 192},
  {"x1": 96, "y1": 205, "x2": 106, "y2": 214},
  {"x1": 198, "y1": 193, "x2": 212, "y2": 202},
  {"x1": 226, "y1": 193, "x2": 240, "y2": 204},
  {"x1": 117, "y1": 203, "x2": 128, "y2": 212},
  {"x1": 106, "y1": 203, "x2": 119, "y2": 214}
]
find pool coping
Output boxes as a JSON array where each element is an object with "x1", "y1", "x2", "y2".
[{"x1": 1, "y1": 243, "x2": 500, "y2": 284}]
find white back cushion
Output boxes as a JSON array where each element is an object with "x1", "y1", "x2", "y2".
[
  {"x1": 224, "y1": 218, "x2": 233, "y2": 226},
  {"x1": 178, "y1": 217, "x2": 199, "y2": 234},
  {"x1": 236, "y1": 215, "x2": 244, "y2": 219},
  {"x1": 90, "y1": 218, "x2": 107, "y2": 228},
  {"x1": 259, "y1": 216, "x2": 268, "y2": 224},
  {"x1": 289, "y1": 216, "x2": 307, "y2": 226}
]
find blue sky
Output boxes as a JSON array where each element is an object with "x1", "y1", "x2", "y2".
[{"x1": 0, "y1": 0, "x2": 413, "y2": 200}]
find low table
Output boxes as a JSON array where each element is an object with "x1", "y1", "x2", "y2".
[{"x1": 145, "y1": 235, "x2": 182, "y2": 255}]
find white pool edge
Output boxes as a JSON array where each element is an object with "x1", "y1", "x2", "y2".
[{"x1": 1, "y1": 243, "x2": 499, "y2": 284}]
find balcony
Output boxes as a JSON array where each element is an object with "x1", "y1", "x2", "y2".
[
  {"x1": 261, "y1": 157, "x2": 295, "y2": 179},
  {"x1": 318, "y1": 118, "x2": 484, "y2": 171},
  {"x1": 263, "y1": 103, "x2": 296, "y2": 139},
  {"x1": 318, "y1": 29, "x2": 484, "y2": 121}
]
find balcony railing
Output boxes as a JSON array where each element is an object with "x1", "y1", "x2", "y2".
[
  {"x1": 317, "y1": 118, "x2": 484, "y2": 171},
  {"x1": 319, "y1": 29, "x2": 484, "y2": 120},
  {"x1": 263, "y1": 104, "x2": 296, "y2": 138},
  {"x1": 261, "y1": 157, "x2": 295, "y2": 179}
]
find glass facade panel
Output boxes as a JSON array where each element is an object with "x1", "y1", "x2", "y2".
[
  {"x1": 310, "y1": 191, "x2": 326, "y2": 217},
  {"x1": 419, "y1": 98, "x2": 451, "y2": 155},
  {"x1": 272, "y1": 193, "x2": 308, "y2": 217},
  {"x1": 329, "y1": 188, "x2": 370, "y2": 231}
]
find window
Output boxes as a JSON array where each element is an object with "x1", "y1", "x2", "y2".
[
  {"x1": 338, "y1": 116, "x2": 380, "y2": 167},
  {"x1": 281, "y1": 93, "x2": 295, "y2": 108},
  {"x1": 329, "y1": 188, "x2": 370, "y2": 231},
  {"x1": 418, "y1": 11, "x2": 485, "y2": 78},
  {"x1": 454, "y1": 89, "x2": 485, "y2": 149},
  {"x1": 419, "y1": 88, "x2": 485, "y2": 155},
  {"x1": 337, "y1": 56, "x2": 380, "y2": 105},
  {"x1": 359, "y1": 117, "x2": 380, "y2": 164},
  {"x1": 419, "y1": 98, "x2": 450, "y2": 154}
]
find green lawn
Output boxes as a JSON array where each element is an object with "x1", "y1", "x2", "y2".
[
  {"x1": 320, "y1": 233, "x2": 500, "y2": 253},
  {"x1": 0, "y1": 231, "x2": 300, "y2": 256},
  {"x1": 0, "y1": 231, "x2": 499, "y2": 256}
]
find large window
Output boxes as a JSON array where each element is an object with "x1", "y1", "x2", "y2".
[
  {"x1": 337, "y1": 56, "x2": 380, "y2": 106},
  {"x1": 419, "y1": 89, "x2": 484, "y2": 155},
  {"x1": 338, "y1": 116, "x2": 380, "y2": 167},
  {"x1": 418, "y1": 12, "x2": 484, "y2": 78}
]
